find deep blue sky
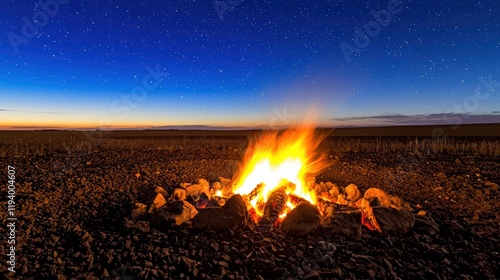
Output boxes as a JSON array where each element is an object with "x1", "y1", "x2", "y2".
[{"x1": 1, "y1": 0, "x2": 499, "y2": 129}]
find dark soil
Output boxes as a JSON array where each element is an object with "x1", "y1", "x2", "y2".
[{"x1": 1, "y1": 141, "x2": 499, "y2": 279}]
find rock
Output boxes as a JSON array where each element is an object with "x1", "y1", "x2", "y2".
[
  {"x1": 131, "y1": 203, "x2": 147, "y2": 219},
  {"x1": 413, "y1": 214, "x2": 440, "y2": 235},
  {"x1": 321, "y1": 254, "x2": 334, "y2": 266},
  {"x1": 222, "y1": 194, "x2": 249, "y2": 226},
  {"x1": 124, "y1": 219, "x2": 150, "y2": 233},
  {"x1": 140, "y1": 192, "x2": 167, "y2": 213},
  {"x1": 356, "y1": 188, "x2": 415, "y2": 234},
  {"x1": 198, "y1": 178, "x2": 210, "y2": 189},
  {"x1": 218, "y1": 176, "x2": 233, "y2": 197},
  {"x1": 485, "y1": 181, "x2": 499, "y2": 191},
  {"x1": 361, "y1": 188, "x2": 411, "y2": 210},
  {"x1": 191, "y1": 194, "x2": 248, "y2": 230},
  {"x1": 435, "y1": 172, "x2": 447, "y2": 180},
  {"x1": 371, "y1": 206, "x2": 415, "y2": 234},
  {"x1": 212, "y1": 182, "x2": 222, "y2": 192},
  {"x1": 345, "y1": 184, "x2": 362, "y2": 205},
  {"x1": 191, "y1": 208, "x2": 231, "y2": 230},
  {"x1": 332, "y1": 267, "x2": 342, "y2": 278},
  {"x1": 165, "y1": 200, "x2": 185, "y2": 214},
  {"x1": 185, "y1": 184, "x2": 211, "y2": 199},
  {"x1": 172, "y1": 188, "x2": 187, "y2": 200},
  {"x1": 326, "y1": 182, "x2": 341, "y2": 198},
  {"x1": 320, "y1": 210, "x2": 362, "y2": 239},
  {"x1": 304, "y1": 270, "x2": 320, "y2": 279},
  {"x1": 282, "y1": 202, "x2": 321, "y2": 236},
  {"x1": 154, "y1": 186, "x2": 169, "y2": 198},
  {"x1": 337, "y1": 194, "x2": 349, "y2": 205},
  {"x1": 152, "y1": 200, "x2": 198, "y2": 226}
]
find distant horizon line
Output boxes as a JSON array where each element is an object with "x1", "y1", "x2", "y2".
[
  {"x1": 1, "y1": 122, "x2": 500, "y2": 132},
  {"x1": 2, "y1": 112, "x2": 500, "y2": 131}
]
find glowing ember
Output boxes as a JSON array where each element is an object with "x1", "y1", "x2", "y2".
[{"x1": 232, "y1": 126, "x2": 330, "y2": 219}]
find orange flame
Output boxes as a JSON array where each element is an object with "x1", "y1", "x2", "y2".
[{"x1": 232, "y1": 125, "x2": 330, "y2": 217}]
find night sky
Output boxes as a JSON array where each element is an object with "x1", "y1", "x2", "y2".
[{"x1": 1, "y1": 0, "x2": 499, "y2": 129}]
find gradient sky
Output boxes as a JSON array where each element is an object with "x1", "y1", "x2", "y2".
[{"x1": 1, "y1": 0, "x2": 499, "y2": 129}]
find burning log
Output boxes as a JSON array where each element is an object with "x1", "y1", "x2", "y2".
[
  {"x1": 257, "y1": 186, "x2": 288, "y2": 233},
  {"x1": 288, "y1": 193, "x2": 307, "y2": 206},
  {"x1": 247, "y1": 183, "x2": 265, "y2": 202}
]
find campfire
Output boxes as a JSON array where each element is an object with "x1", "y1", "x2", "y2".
[
  {"x1": 129, "y1": 126, "x2": 417, "y2": 237},
  {"x1": 231, "y1": 126, "x2": 329, "y2": 227}
]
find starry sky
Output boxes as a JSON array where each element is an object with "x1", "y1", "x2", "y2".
[{"x1": 1, "y1": 0, "x2": 499, "y2": 129}]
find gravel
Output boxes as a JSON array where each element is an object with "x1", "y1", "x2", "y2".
[{"x1": 1, "y1": 143, "x2": 499, "y2": 279}]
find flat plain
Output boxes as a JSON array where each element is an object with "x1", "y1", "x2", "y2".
[{"x1": 1, "y1": 124, "x2": 499, "y2": 279}]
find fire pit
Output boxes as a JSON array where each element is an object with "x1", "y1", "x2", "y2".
[{"x1": 130, "y1": 126, "x2": 417, "y2": 238}]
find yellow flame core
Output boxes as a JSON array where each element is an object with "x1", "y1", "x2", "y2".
[{"x1": 232, "y1": 126, "x2": 329, "y2": 217}]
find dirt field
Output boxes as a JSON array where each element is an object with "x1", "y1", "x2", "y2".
[{"x1": 0, "y1": 128, "x2": 499, "y2": 279}]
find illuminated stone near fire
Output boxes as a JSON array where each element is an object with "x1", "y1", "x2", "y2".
[
  {"x1": 357, "y1": 188, "x2": 414, "y2": 234},
  {"x1": 320, "y1": 210, "x2": 362, "y2": 239},
  {"x1": 371, "y1": 207, "x2": 415, "y2": 234},
  {"x1": 345, "y1": 184, "x2": 362, "y2": 205},
  {"x1": 281, "y1": 202, "x2": 321, "y2": 236},
  {"x1": 152, "y1": 200, "x2": 198, "y2": 226},
  {"x1": 361, "y1": 188, "x2": 409, "y2": 210},
  {"x1": 140, "y1": 192, "x2": 167, "y2": 213},
  {"x1": 185, "y1": 183, "x2": 211, "y2": 199},
  {"x1": 191, "y1": 194, "x2": 249, "y2": 231},
  {"x1": 131, "y1": 202, "x2": 147, "y2": 219},
  {"x1": 172, "y1": 188, "x2": 187, "y2": 200}
]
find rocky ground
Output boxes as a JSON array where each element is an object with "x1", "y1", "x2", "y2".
[{"x1": 1, "y1": 140, "x2": 499, "y2": 279}]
